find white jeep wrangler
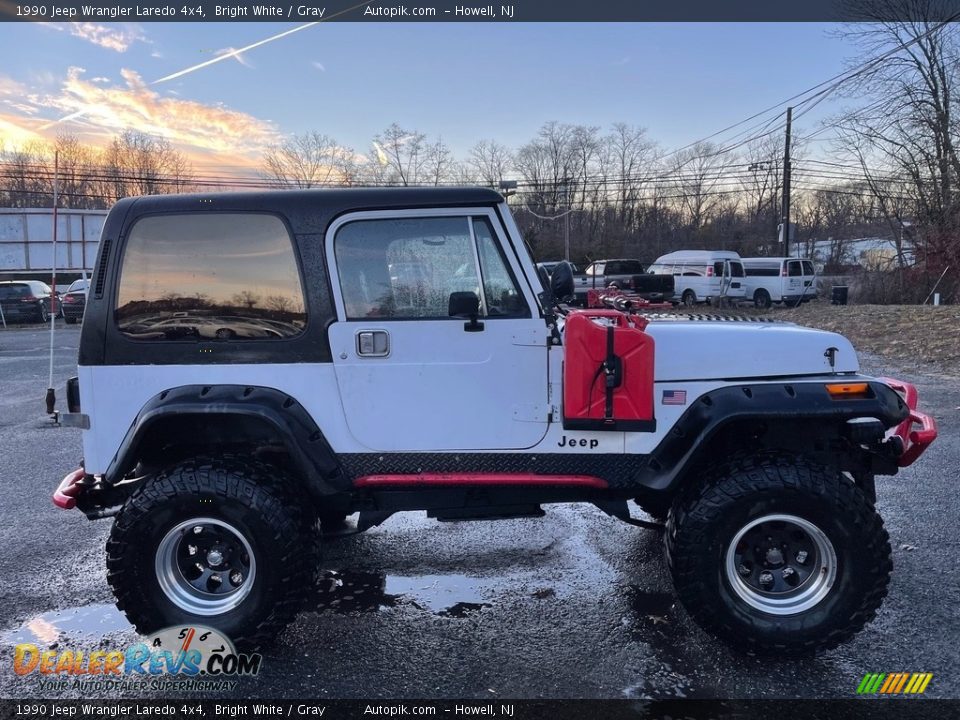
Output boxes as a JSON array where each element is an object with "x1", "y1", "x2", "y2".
[{"x1": 54, "y1": 188, "x2": 937, "y2": 654}]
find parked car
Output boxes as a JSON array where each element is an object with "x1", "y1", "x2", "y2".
[
  {"x1": 61, "y1": 278, "x2": 89, "y2": 324},
  {"x1": 0, "y1": 280, "x2": 60, "y2": 323},
  {"x1": 741, "y1": 257, "x2": 818, "y2": 308},
  {"x1": 647, "y1": 250, "x2": 746, "y2": 306}
]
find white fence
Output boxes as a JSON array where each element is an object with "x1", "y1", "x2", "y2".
[{"x1": 0, "y1": 208, "x2": 106, "y2": 274}]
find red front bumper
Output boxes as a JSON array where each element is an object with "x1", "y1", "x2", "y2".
[
  {"x1": 880, "y1": 377, "x2": 938, "y2": 467},
  {"x1": 53, "y1": 468, "x2": 87, "y2": 509}
]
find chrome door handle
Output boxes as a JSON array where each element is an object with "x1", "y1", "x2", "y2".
[{"x1": 356, "y1": 330, "x2": 390, "y2": 357}]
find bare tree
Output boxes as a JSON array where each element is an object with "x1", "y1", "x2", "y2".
[
  {"x1": 232, "y1": 290, "x2": 261, "y2": 309},
  {"x1": 467, "y1": 140, "x2": 513, "y2": 186},
  {"x1": 833, "y1": 2, "x2": 960, "y2": 266},
  {"x1": 372, "y1": 124, "x2": 427, "y2": 185},
  {"x1": 261, "y1": 132, "x2": 352, "y2": 188}
]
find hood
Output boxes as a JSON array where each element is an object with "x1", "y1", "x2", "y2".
[{"x1": 645, "y1": 319, "x2": 858, "y2": 381}]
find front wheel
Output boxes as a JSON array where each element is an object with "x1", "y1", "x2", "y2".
[
  {"x1": 106, "y1": 458, "x2": 316, "y2": 649},
  {"x1": 665, "y1": 453, "x2": 891, "y2": 654},
  {"x1": 753, "y1": 289, "x2": 772, "y2": 309}
]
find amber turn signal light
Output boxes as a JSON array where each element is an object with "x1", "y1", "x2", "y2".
[{"x1": 825, "y1": 382, "x2": 870, "y2": 399}]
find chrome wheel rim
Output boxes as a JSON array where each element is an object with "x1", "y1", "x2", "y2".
[
  {"x1": 155, "y1": 517, "x2": 256, "y2": 615},
  {"x1": 725, "y1": 513, "x2": 836, "y2": 616}
]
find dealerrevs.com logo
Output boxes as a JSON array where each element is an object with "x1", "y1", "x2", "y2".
[
  {"x1": 857, "y1": 672, "x2": 934, "y2": 695},
  {"x1": 13, "y1": 625, "x2": 261, "y2": 692}
]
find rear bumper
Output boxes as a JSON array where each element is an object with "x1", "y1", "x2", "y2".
[{"x1": 880, "y1": 377, "x2": 938, "y2": 467}]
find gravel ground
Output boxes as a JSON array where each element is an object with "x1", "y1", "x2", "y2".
[{"x1": 0, "y1": 323, "x2": 957, "y2": 700}]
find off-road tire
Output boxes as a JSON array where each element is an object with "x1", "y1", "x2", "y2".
[
  {"x1": 106, "y1": 457, "x2": 317, "y2": 650},
  {"x1": 754, "y1": 289, "x2": 772, "y2": 309},
  {"x1": 665, "y1": 453, "x2": 891, "y2": 654}
]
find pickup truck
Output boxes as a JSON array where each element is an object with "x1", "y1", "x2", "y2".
[{"x1": 572, "y1": 259, "x2": 674, "y2": 305}]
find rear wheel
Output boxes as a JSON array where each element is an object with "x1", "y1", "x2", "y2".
[
  {"x1": 107, "y1": 457, "x2": 316, "y2": 649},
  {"x1": 665, "y1": 453, "x2": 891, "y2": 654},
  {"x1": 753, "y1": 289, "x2": 772, "y2": 309},
  {"x1": 681, "y1": 290, "x2": 697, "y2": 307}
]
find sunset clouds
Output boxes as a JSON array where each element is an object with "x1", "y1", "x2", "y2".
[
  {"x1": 0, "y1": 67, "x2": 279, "y2": 160},
  {"x1": 68, "y1": 23, "x2": 146, "y2": 52}
]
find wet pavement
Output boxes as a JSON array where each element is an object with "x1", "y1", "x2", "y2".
[{"x1": 0, "y1": 324, "x2": 958, "y2": 699}]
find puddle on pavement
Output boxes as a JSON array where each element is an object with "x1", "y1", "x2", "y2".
[
  {"x1": 626, "y1": 588, "x2": 678, "y2": 633},
  {"x1": 622, "y1": 586, "x2": 701, "y2": 699},
  {"x1": 3, "y1": 603, "x2": 133, "y2": 647},
  {"x1": 314, "y1": 570, "x2": 492, "y2": 616}
]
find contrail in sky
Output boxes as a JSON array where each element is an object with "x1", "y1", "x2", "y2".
[
  {"x1": 39, "y1": 22, "x2": 319, "y2": 131},
  {"x1": 152, "y1": 22, "x2": 318, "y2": 84}
]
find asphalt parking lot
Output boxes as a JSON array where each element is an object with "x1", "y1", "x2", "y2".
[{"x1": 0, "y1": 324, "x2": 957, "y2": 700}]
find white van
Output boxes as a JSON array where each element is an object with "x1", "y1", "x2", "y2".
[
  {"x1": 647, "y1": 250, "x2": 746, "y2": 306},
  {"x1": 741, "y1": 257, "x2": 817, "y2": 308}
]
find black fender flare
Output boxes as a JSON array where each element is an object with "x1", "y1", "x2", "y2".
[
  {"x1": 635, "y1": 379, "x2": 909, "y2": 492},
  {"x1": 105, "y1": 384, "x2": 344, "y2": 495}
]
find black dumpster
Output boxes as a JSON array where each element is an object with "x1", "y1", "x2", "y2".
[{"x1": 831, "y1": 286, "x2": 849, "y2": 306}]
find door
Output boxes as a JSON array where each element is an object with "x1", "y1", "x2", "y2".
[
  {"x1": 801, "y1": 260, "x2": 816, "y2": 298},
  {"x1": 787, "y1": 260, "x2": 803, "y2": 296},
  {"x1": 326, "y1": 210, "x2": 549, "y2": 452}
]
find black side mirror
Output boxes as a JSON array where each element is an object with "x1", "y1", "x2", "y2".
[
  {"x1": 449, "y1": 291, "x2": 480, "y2": 317},
  {"x1": 448, "y1": 291, "x2": 484, "y2": 332},
  {"x1": 550, "y1": 261, "x2": 575, "y2": 301}
]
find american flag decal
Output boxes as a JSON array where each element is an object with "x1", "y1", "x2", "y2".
[{"x1": 662, "y1": 389, "x2": 687, "y2": 405}]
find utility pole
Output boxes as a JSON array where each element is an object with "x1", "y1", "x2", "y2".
[
  {"x1": 562, "y1": 177, "x2": 571, "y2": 261},
  {"x1": 781, "y1": 106, "x2": 793, "y2": 257}
]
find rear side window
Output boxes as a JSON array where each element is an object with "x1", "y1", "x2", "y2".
[
  {"x1": 788, "y1": 261, "x2": 803, "y2": 277},
  {"x1": 116, "y1": 213, "x2": 306, "y2": 341},
  {"x1": 586, "y1": 263, "x2": 605, "y2": 276},
  {"x1": 621, "y1": 260, "x2": 645, "y2": 274},
  {"x1": 730, "y1": 262, "x2": 744, "y2": 278},
  {"x1": 745, "y1": 266, "x2": 779, "y2": 277},
  {"x1": 802, "y1": 261, "x2": 815, "y2": 275}
]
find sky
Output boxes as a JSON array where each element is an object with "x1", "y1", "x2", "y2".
[{"x1": 0, "y1": 22, "x2": 860, "y2": 171}]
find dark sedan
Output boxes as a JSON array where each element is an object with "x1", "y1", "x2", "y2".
[
  {"x1": 61, "y1": 278, "x2": 88, "y2": 324},
  {"x1": 0, "y1": 280, "x2": 59, "y2": 324}
]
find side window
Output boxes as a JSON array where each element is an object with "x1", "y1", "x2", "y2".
[
  {"x1": 472, "y1": 218, "x2": 530, "y2": 318},
  {"x1": 604, "y1": 261, "x2": 622, "y2": 275},
  {"x1": 802, "y1": 261, "x2": 815, "y2": 276},
  {"x1": 622, "y1": 261, "x2": 645, "y2": 274},
  {"x1": 587, "y1": 262, "x2": 605, "y2": 277},
  {"x1": 336, "y1": 217, "x2": 477, "y2": 319},
  {"x1": 788, "y1": 261, "x2": 803, "y2": 277},
  {"x1": 116, "y1": 213, "x2": 306, "y2": 341},
  {"x1": 730, "y1": 262, "x2": 744, "y2": 278},
  {"x1": 713, "y1": 261, "x2": 725, "y2": 277}
]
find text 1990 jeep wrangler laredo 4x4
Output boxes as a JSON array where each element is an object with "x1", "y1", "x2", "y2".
[{"x1": 54, "y1": 187, "x2": 937, "y2": 653}]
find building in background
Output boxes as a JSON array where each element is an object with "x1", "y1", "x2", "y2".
[{"x1": 0, "y1": 208, "x2": 105, "y2": 279}]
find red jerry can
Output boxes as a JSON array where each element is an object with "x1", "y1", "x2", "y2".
[{"x1": 562, "y1": 309, "x2": 656, "y2": 432}]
